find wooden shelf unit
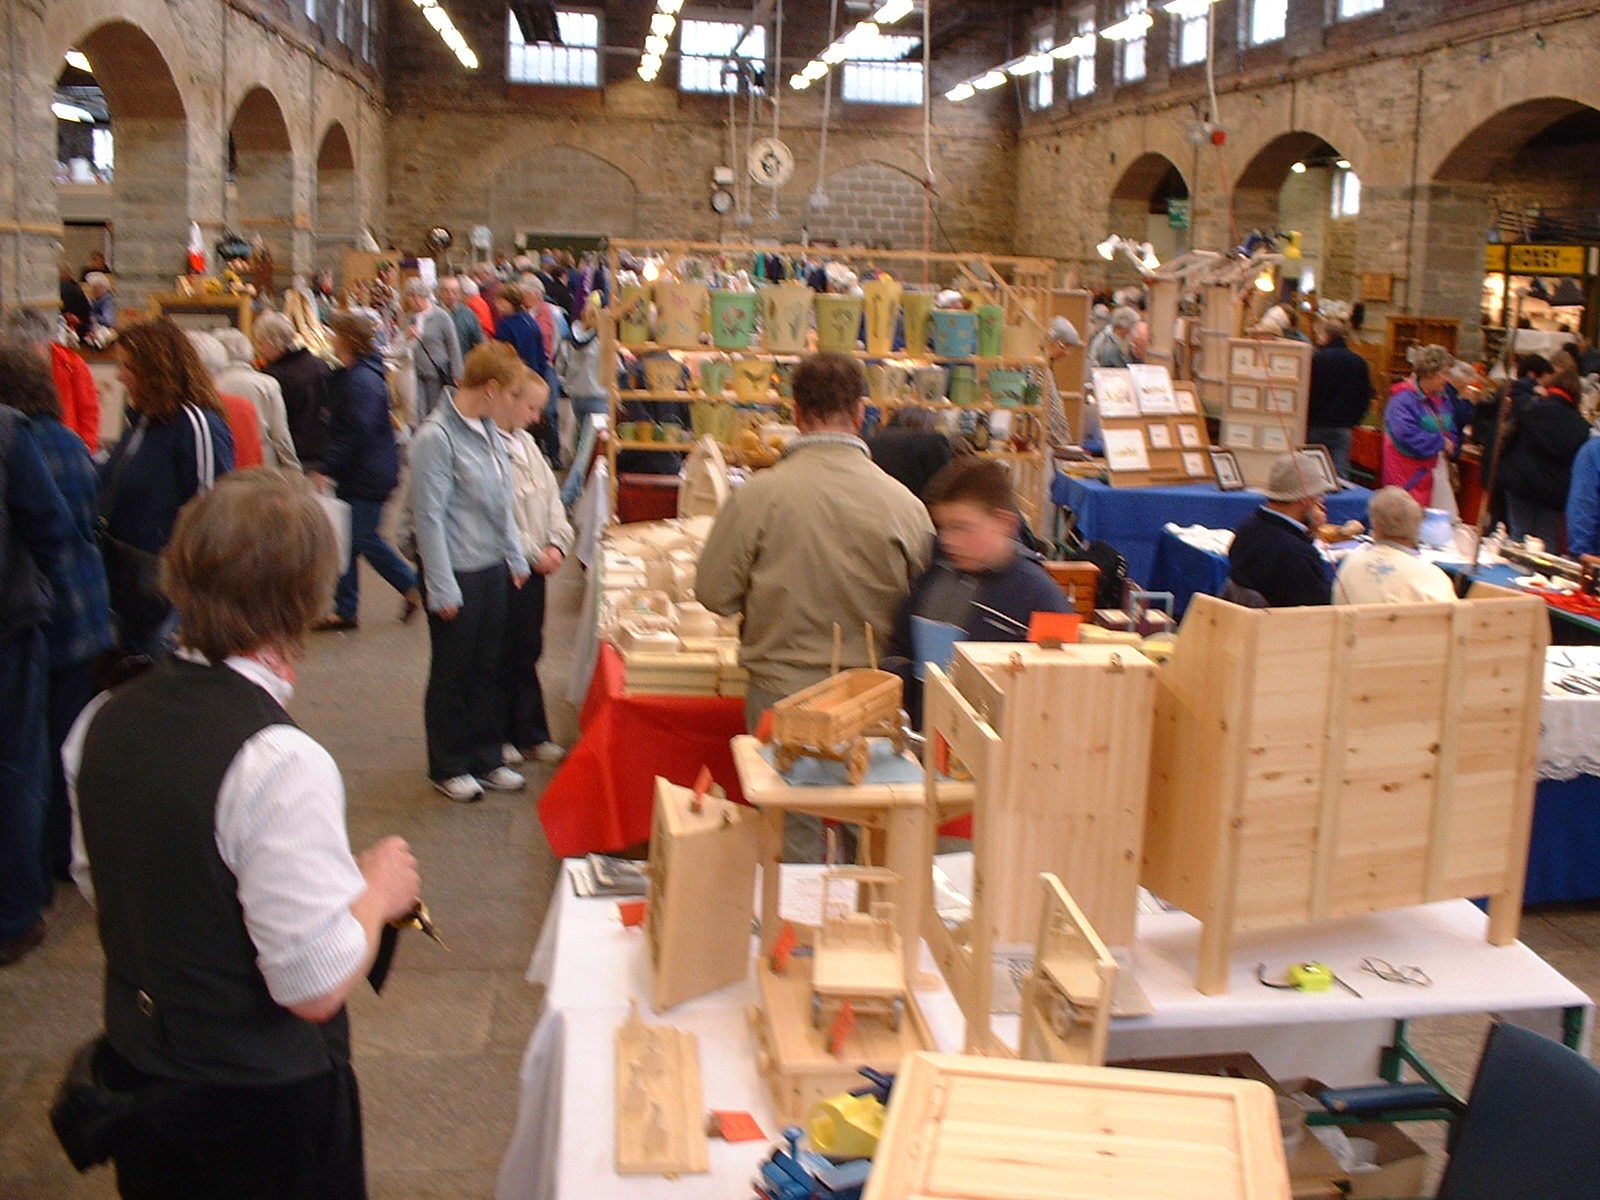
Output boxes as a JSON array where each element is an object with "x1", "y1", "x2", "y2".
[
  {"x1": 602, "y1": 239, "x2": 1064, "y2": 523},
  {"x1": 1385, "y1": 315, "x2": 1460, "y2": 383}
]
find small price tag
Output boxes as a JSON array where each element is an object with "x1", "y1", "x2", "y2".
[
  {"x1": 617, "y1": 899, "x2": 648, "y2": 928},
  {"x1": 772, "y1": 922, "x2": 798, "y2": 974},
  {"x1": 754, "y1": 709, "x2": 776, "y2": 743},
  {"x1": 708, "y1": 1111, "x2": 765, "y2": 1142},
  {"x1": 690, "y1": 765, "x2": 713, "y2": 813},
  {"x1": 827, "y1": 1000, "x2": 856, "y2": 1057},
  {"x1": 933, "y1": 732, "x2": 951, "y2": 777}
]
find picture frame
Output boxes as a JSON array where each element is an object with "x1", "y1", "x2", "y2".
[
  {"x1": 1173, "y1": 383, "x2": 1200, "y2": 415},
  {"x1": 1091, "y1": 368, "x2": 1140, "y2": 419},
  {"x1": 1129, "y1": 364, "x2": 1180, "y2": 416},
  {"x1": 1298, "y1": 444, "x2": 1342, "y2": 492},
  {"x1": 1224, "y1": 422, "x2": 1256, "y2": 450},
  {"x1": 1230, "y1": 384, "x2": 1260, "y2": 412},
  {"x1": 1182, "y1": 451, "x2": 1209, "y2": 478},
  {"x1": 1259, "y1": 426, "x2": 1289, "y2": 453},
  {"x1": 1230, "y1": 345, "x2": 1265, "y2": 379},
  {"x1": 1147, "y1": 423, "x2": 1174, "y2": 450},
  {"x1": 1267, "y1": 387, "x2": 1298, "y2": 414},
  {"x1": 1210, "y1": 448, "x2": 1245, "y2": 491},
  {"x1": 1102, "y1": 427, "x2": 1152, "y2": 473},
  {"x1": 1267, "y1": 351, "x2": 1302, "y2": 379},
  {"x1": 1177, "y1": 422, "x2": 1204, "y2": 449}
]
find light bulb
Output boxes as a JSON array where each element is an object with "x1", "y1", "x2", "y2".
[
  {"x1": 1290, "y1": 161, "x2": 1307, "y2": 174},
  {"x1": 1255, "y1": 272, "x2": 1276, "y2": 292}
]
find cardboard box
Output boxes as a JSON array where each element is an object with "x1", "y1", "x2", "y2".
[{"x1": 1339, "y1": 1122, "x2": 1428, "y2": 1200}]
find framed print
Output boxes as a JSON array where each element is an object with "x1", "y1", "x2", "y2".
[
  {"x1": 1224, "y1": 422, "x2": 1256, "y2": 450},
  {"x1": 1267, "y1": 387, "x2": 1298, "y2": 414},
  {"x1": 1230, "y1": 384, "x2": 1260, "y2": 412},
  {"x1": 1182, "y1": 451, "x2": 1208, "y2": 478},
  {"x1": 1177, "y1": 422, "x2": 1204, "y2": 449},
  {"x1": 1147, "y1": 423, "x2": 1174, "y2": 450},
  {"x1": 1298, "y1": 444, "x2": 1342, "y2": 491},
  {"x1": 1230, "y1": 344, "x2": 1264, "y2": 378},
  {"x1": 1209, "y1": 448, "x2": 1246, "y2": 491},
  {"x1": 1259, "y1": 426, "x2": 1289, "y2": 453},
  {"x1": 1102, "y1": 427, "x2": 1151, "y2": 473},
  {"x1": 1173, "y1": 383, "x2": 1200, "y2": 415},
  {"x1": 1129, "y1": 364, "x2": 1180, "y2": 415},
  {"x1": 1267, "y1": 351, "x2": 1301, "y2": 379},
  {"x1": 1092, "y1": 368, "x2": 1140, "y2": 419}
]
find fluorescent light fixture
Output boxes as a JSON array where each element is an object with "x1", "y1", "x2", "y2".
[
  {"x1": 52, "y1": 101, "x2": 94, "y2": 122},
  {"x1": 803, "y1": 60, "x2": 829, "y2": 80},
  {"x1": 974, "y1": 70, "x2": 1007, "y2": 90},
  {"x1": 1163, "y1": 0, "x2": 1216, "y2": 17},
  {"x1": 1008, "y1": 53, "x2": 1050, "y2": 76},
  {"x1": 650, "y1": 12, "x2": 674, "y2": 36},
  {"x1": 657, "y1": 0, "x2": 684, "y2": 12},
  {"x1": 821, "y1": 40, "x2": 850, "y2": 64},
  {"x1": 945, "y1": 82, "x2": 976, "y2": 102},
  {"x1": 790, "y1": 74, "x2": 811, "y2": 89},
  {"x1": 64, "y1": 50, "x2": 92, "y2": 72},
  {"x1": 645, "y1": 33, "x2": 668, "y2": 55},
  {"x1": 872, "y1": 0, "x2": 914, "y2": 24},
  {"x1": 1102, "y1": 11, "x2": 1153, "y2": 40},
  {"x1": 1290, "y1": 161, "x2": 1307, "y2": 174},
  {"x1": 1336, "y1": 159, "x2": 1351, "y2": 170},
  {"x1": 1052, "y1": 34, "x2": 1096, "y2": 58}
]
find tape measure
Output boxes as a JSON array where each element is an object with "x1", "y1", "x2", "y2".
[{"x1": 1256, "y1": 961, "x2": 1363, "y2": 998}]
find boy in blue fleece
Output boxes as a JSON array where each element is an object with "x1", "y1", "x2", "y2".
[{"x1": 886, "y1": 457, "x2": 1071, "y2": 725}]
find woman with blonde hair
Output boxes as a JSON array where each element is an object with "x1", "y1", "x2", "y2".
[
  {"x1": 99, "y1": 318, "x2": 234, "y2": 653},
  {"x1": 410, "y1": 341, "x2": 531, "y2": 802}
]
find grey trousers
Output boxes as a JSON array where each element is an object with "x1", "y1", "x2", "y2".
[{"x1": 745, "y1": 683, "x2": 853, "y2": 863}]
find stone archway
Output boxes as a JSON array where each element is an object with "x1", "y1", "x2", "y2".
[
  {"x1": 1108, "y1": 152, "x2": 1190, "y2": 279},
  {"x1": 1230, "y1": 130, "x2": 1356, "y2": 304},
  {"x1": 228, "y1": 86, "x2": 297, "y2": 272},
  {"x1": 69, "y1": 21, "x2": 190, "y2": 304},
  {"x1": 483, "y1": 145, "x2": 639, "y2": 249},
  {"x1": 1420, "y1": 97, "x2": 1600, "y2": 353},
  {"x1": 314, "y1": 121, "x2": 358, "y2": 269}
]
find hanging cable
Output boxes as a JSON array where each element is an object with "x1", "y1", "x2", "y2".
[
  {"x1": 920, "y1": 0, "x2": 934, "y2": 283},
  {"x1": 808, "y1": 0, "x2": 842, "y2": 231},
  {"x1": 769, "y1": 0, "x2": 783, "y2": 218}
]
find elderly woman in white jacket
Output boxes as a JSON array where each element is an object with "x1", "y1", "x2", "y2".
[{"x1": 493, "y1": 370, "x2": 574, "y2": 767}]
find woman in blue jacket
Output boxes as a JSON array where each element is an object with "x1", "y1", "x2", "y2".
[{"x1": 317, "y1": 313, "x2": 418, "y2": 630}]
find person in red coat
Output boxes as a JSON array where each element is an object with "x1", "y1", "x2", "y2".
[
  {"x1": 186, "y1": 332, "x2": 264, "y2": 469},
  {"x1": 2, "y1": 309, "x2": 101, "y2": 452}
]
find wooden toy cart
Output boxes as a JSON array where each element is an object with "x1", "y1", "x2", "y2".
[
  {"x1": 770, "y1": 627, "x2": 906, "y2": 784},
  {"x1": 810, "y1": 867, "x2": 906, "y2": 1031}
]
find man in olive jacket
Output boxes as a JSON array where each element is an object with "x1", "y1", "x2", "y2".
[{"x1": 698, "y1": 352, "x2": 932, "y2": 853}]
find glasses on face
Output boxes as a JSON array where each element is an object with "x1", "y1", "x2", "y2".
[{"x1": 1360, "y1": 957, "x2": 1432, "y2": 987}]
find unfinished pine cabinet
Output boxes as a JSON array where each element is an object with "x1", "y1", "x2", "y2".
[
  {"x1": 1019, "y1": 873, "x2": 1118, "y2": 1067},
  {"x1": 1144, "y1": 592, "x2": 1548, "y2": 994},
  {"x1": 645, "y1": 775, "x2": 759, "y2": 1011},
  {"x1": 922, "y1": 643, "x2": 1157, "y2": 1054},
  {"x1": 862, "y1": 1053, "x2": 1292, "y2": 1200}
]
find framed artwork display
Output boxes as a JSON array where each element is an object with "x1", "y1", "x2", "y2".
[
  {"x1": 1298, "y1": 444, "x2": 1342, "y2": 491},
  {"x1": 1182, "y1": 451, "x2": 1208, "y2": 478},
  {"x1": 1173, "y1": 386, "x2": 1200, "y2": 415},
  {"x1": 1092, "y1": 369, "x2": 1140, "y2": 419},
  {"x1": 1267, "y1": 351, "x2": 1301, "y2": 379},
  {"x1": 1230, "y1": 384, "x2": 1260, "y2": 412},
  {"x1": 1267, "y1": 387, "x2": 1297, "y2": 414},
  {"x1": 1230, "y1": 345, "x2": 1265, "y2": 378},
  {"x1": 1147, "y1": 423, "x2": 1174, "y2": 450},
  {"x1": 1210, "y1": 449, "x2": 1245, "y2": 491},
  {"x1": 1224, "y1": 423, "x2": 1256, "y2": 450},
  {"x1": 1129, "y1": 364, "x2": 1180, "y2": 416},
  {"x1": 1260, "y1": 426, "x2": 1289, "y2": 453},
  {"x1": 1102, "y1": 427, "x2": 1152, "y2": 472},
  {"x1": 1177, "y1": 423, "x2": 1204, "y2": 449}
]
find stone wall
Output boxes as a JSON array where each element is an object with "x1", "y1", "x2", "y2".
[
  {"x1": 1013, "y1": 0, "x2": 1600, "y2": 354},
  {"x1": 381, "y1": 0, "x2": 1024, "y2": 264},
  {"x1": 0, "y1": 0, "x2": 386, "y2": 308}
]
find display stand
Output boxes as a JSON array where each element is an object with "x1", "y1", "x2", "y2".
[
  {"x1": 1095, "y1": 366, "x2": 1214, "y2": 486},
  {"x1": 601, "y1": 240, "x2": 1060, "y2": 524},
  {"x1": 1216, "y1": 337, "x2": 1313, "y2": 490},
  {"x1": 147, "y1": 291, "x2": 254, "y2": 338},
  {"x1": 1144, "y1": 592, "x2": 1548, "y2": 995},
  {"x1": 921, "y1": 644, "x2": 1158, "y2": 1055}
]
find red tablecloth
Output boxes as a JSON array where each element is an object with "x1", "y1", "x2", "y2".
[{"x1": 538, "y1": 643, "x2": 748, "y2": 857}]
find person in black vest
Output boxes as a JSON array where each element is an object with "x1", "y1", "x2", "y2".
[
  {"x1": 1306, "y1": 317, "x2": 1373, "y2": 480},
  {"x1": 65, "y1": 469, "x2": 420, "y2": 1199},
  {"x1": 1227, "y1": 452, "x2": 1336, "y2": 607},
  {"x1": 867, "y1": 406, "x2": 953, "y2": 499}
]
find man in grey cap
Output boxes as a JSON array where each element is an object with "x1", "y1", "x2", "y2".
[{"x1": 1226, "y1": 451, "x2": 1335, "y2": 607}]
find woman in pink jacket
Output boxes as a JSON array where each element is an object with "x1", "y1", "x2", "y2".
[{"x1": 1382, "y1": 344, "x2": 1460, "y2": 507}]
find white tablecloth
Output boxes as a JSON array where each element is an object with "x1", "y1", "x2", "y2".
[
  {"x1": 1541, "y1": 646, "x2": 1600, "y2": 781},
  {"x1": 497, "y1": 858, "x2": 1592, "y2": 1200}
]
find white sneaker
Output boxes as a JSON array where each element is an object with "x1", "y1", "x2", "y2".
[
  {"x1": 477, "y1": 766, "x2": 527, "y2": 792},
  {"x1": 435, "y1": 774, "x2": 484, "y2": 803},
  {"x1": 502, "y1": 743, "x2": 525, "y2": 766},
  {"x1": 532, "y1": 741, "x2": 569, "y2": 765}
]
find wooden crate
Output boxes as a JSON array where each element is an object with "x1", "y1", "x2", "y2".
[
  {"x1": 1144, "y1": 592, "x2": 1547, "y2": 994},
  {"x1": 645, "y1": 776, "x2": 759, "y2": 1011},
  {"x1": 923, "y1": 644, "x2": 1157, "y2": 1053},
  {"x1": 863, "y1": 1053, "x2": 1291, "y2": 1200}
]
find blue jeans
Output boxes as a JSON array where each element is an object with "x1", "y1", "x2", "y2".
[
  {"x1": 335, "y1": 496, "x2": 418, "y2": 621},
  {"x1": 1305, "y1": 426, "x2": 1354, "y2": 480},
  {"x1": 0, "y1": 627, "x2": 49, "y2": 941},
  {"x1": 561, "y1": 395, "x2": 609, "y2": 508}
]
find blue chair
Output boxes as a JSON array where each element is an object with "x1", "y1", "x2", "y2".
[{"x1": 1436, "y1": 1022, "x2": 1600, "y2": 1200}]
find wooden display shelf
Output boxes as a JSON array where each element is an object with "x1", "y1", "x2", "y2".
[
  {"x1": 624, "y1": 340, "x2": 1050, "y2": 369},
  {"x1": 622, "y1": 390, "x2": 1043, "y2": 414}
]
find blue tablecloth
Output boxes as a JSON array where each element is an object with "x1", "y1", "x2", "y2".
[
  {"x1": 1051, "y1": 475, "x2": 1372, "y2": 585},
  {"x1": 1150, "y1": 529, "x2": 1231, "y2": 618},
  {"x1": 1528, "y1": 775, "x2": 1600, "y2": 905},
  {"x1": 1437, "y1": 561, "x2": 1600, "y2": 637}
]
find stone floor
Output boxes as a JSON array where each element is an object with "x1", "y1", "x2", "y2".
[{"x1": 1, "y1": 550, "x2": 1598, "y2": 1198}]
